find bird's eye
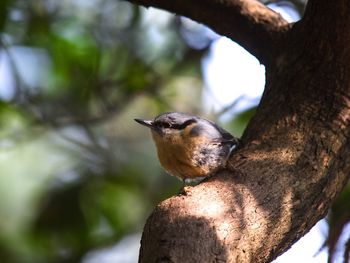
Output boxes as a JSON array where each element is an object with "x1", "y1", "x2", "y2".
[
  {"x1": 155, "y1": 122, "x2": 171, "y2": 128},
  {"x1": 154, "y1": 119, "x2": 196, "y2": 130}
]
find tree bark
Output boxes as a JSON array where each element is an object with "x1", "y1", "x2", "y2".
[{"x1": 130, "y1": 0, "x2": 350, "y2": 262}]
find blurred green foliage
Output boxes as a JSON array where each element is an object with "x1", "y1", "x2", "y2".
[
  {"x1": 0, "y1": 0, "x2": 348, "y2": 263},
  {"x1": 0, "y1": 1, "x2": 210, "y2": 262}
]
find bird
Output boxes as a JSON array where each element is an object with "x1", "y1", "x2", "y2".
[{"x1": 135, "y1": 112, "x2": 239, "y2": 185}]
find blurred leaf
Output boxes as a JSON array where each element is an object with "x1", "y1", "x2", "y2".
[
  {"x1": 0, "y1": 103, "x2": 41, "y2": 150},
  {"x1": 227, "y1": 107, "x2": 257, "y2": 136},
  {"x1": 48, "y1": 34, "x2": 100, "y2": 102},
  {"x1": 83, "y1": 178, "x2": 147, "y2": 234},
  {"x1": 0, "y1": 0, "x2": 11, "y2": 32}
]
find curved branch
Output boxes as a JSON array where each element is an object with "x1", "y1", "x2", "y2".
[
  {"x1": 138, "y1": 0, "x2": 350, "y2": 262},
  {"x1": 129, "y1": 0, "x2": 290, "y2": 64}
]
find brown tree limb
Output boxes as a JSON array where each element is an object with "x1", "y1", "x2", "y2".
[
  {"x1": 138, "y1": 0, "x2": 350, "y2": 262},
  {"x1": 129, "y1": 0, "x2": 290, "y2": 65}
]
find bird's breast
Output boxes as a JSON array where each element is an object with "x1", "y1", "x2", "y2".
[{"x1": 151, "y1": 130, "x2": 228, "y2": 179}]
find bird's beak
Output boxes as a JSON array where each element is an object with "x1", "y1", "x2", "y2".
[{"x1": 134, "y1": 118, "x2": 154, "y2": 128}]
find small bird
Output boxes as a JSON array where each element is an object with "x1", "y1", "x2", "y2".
[{"x1": 135, "y1": 112, "x2": 239, "y2": 184}]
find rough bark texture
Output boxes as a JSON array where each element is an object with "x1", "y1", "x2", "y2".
[{"x1": 131, "y1": 0, "x2": 350, "y2": 262}]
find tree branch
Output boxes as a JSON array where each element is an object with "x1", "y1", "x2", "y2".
[
  {"x1": 138, "y1": 0, "x2": 350, "y2": 262},
  {"x1": 129, "y1": 0, "x2": 290, "y2": 64}
]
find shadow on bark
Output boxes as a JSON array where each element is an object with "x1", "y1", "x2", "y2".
[{"x1": 139, "y1": 208, "x2": 230, "y2": 262}]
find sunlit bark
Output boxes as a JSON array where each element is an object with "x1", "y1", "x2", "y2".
[{"x1": 128, "y1": 0, "x2": 350, "y2": 262}]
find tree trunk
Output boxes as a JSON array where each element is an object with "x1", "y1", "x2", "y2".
[{"x1": 128, "y1": 0, "x2": 350, "y2": 262}]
